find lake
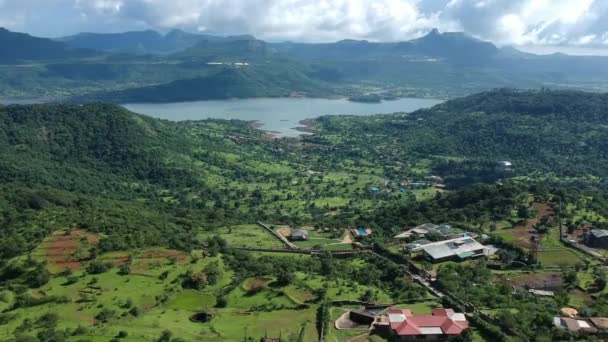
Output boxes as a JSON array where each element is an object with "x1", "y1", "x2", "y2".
[{"x1": 123, "y1": 97, "x2": 442, "y2": 137}]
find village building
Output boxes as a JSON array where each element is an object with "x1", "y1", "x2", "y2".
[
  {"x1": 394, "y1": 223, "x2": 452, "y2": 240},
  {"x1": 586, "y1": 229, "x2": 608, "y2": 248},
  {"x1": 386, "y1": 308, "x2": 469, "y2": 340},
  {"x1": 289, "y1": 229, "x2": 309, "y2": 241},
  {"x1": 554, "y1": 316, "x2": 608, "y2": 335}
]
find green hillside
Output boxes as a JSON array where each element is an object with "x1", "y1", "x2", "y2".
[
  {"x1": 81, "y1": 65, "x2": 334, "y2": 103},
  {"x1": 2, "y1": 90, "x2": 608, "y2": 340},
  {"x1": 306, "y1": 89, "x2": 608, "y2": 186}
]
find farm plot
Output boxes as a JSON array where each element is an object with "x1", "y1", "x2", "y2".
[
  {"x1": 498, "y1": 271, "x2": 564, "y2": 291},
  {"x1": 277, "y1": 227, "x2": 352, "y2": 250},
  {"x1": 198, "y1": 224, "x2": 285, "y2": 248},
  {"x1": 33, "y1": 229, "x2": 99, "y2": 272},
  {"x1": 537, "y1": 249, "x2": 585, "y2": 267}
]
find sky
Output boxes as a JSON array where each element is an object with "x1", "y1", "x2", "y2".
[{"x1": 1, "y1": 0, "x2": 608, "y2": 51}]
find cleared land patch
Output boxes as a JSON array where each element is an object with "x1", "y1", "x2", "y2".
[{"x1": 33, "y1": 229, "x2": 99, "y2": 272}]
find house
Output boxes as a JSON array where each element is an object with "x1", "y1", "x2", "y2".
[
  {"x1": 418, "y1": 237, "x2": 490, "y2": 263},
  {"x1": 586, "y1": 229, "x2": 608, "y2": 248},
  {"x1": 554, "y1": 317, "x2": 596, "y2": 334},
  {"x1": 387, "y1": 308, "x2": 469, "y2": 340},
  {"x1": 554, "y1": 316, "x2": 608, "y2": 335},
  {"x1": 289, "y1": 229, "x2": 309, "y2": 241},
  {"x1": 395, "y1": 223, "x2": 439, "y2": 240}
]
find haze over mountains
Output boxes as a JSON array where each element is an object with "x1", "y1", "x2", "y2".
[{"x1": 3, "y1": 27, "x2": 608, "y2": 102}]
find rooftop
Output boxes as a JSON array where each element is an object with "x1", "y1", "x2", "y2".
[
  {"x1": 291, "y1": 229, "x2": 309, "y2": 237},
  {"x1": 388, "y1": 308, "x2": 468, "y2": 336},
  {"x1": 590, "y1": 229, "x2": 608, "y2": 238},
  {"x1": 418, "y1": 237, "x2": 487, "y2": 260}
]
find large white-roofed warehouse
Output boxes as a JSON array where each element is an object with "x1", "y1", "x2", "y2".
[{"x1": 417, "y1": 236, "x2": 493, "y2": 263}]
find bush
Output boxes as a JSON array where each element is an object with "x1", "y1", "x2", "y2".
[
  {"x1": 215, "y1": 296, "x2": 227, "y2": 308},
  {"x1": 128, "y1": 306, "x2": 141, "y2": 317},
  {"x1": 158, "y1": 329, "x2": 172, "y2": 342},
  {"x1": 95, "y1": 308, "x2": 116, "y2": 323},
  {"x1": 87, "y1": 260, "x2": 112, "y2": 274}
]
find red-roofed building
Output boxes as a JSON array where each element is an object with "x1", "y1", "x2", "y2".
[{"x1": 387, "y1": 308, "x2": 469, "y2": 340}]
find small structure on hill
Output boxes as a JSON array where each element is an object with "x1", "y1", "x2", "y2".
[
  {"x1": 289, "y1": 229, "x2": 309, "y2": 241},
  {"x1": 385, "y1": 308, "x2": 469, "y2": 339},
  {"x1": 554, "y1": 316, "x2": 608, "y2": 335},
  {"x1": 496, "y1": 161, "x2": 513, "y2": 172},
  {"x1": 586, "y1": 229, "x2": 608, "y2": 248}
]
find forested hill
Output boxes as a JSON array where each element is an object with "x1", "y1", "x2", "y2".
[
  {"x1": 308, "y1": 89, "x2": 608, "y2": 185},
  {"x1": 0, "y1": 28, "x2": 96, "y2": 63},
  {"x1": 0, "y1": 102, "x2": 290, "y2": 191},
  {"x1": 78, "y1": 65, "x2": 332, "y2": 103},
  {"x1": 0, "y1": 103, "x2": 194, "y2": 189},
  {"x1": 434, "y1": 89, "x2": 608, "y2": 122},
  {"x1": 0, "y1": 103, "x2": 283, "y2": 257}
]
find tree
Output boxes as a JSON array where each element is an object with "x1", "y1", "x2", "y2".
[
  {"x1": 95, "y1": 308, "x2": 116, "y2": 323},
  {"x1": 87, "y1": 260, "x2": 111, "y2": 274},
  {"x1": 359, "y1": 289, "x2": 376, "y2": 303},
  {"x1": 555, "y1": 290, "x2": 570, "y2": 308},
  {"x1": 276, "y1": 270, "x2": 294, "y2": 286},
  {"x1": 26, "y1": 265, "x2": 50, "y2": 288},
  {"x1": 119, "y1": 263, "x2": 131, "y2": 275},
  {"x1": 158, "y1": 329, "x2": 173, "y2": 342}
]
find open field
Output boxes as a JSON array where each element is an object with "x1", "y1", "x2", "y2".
[
  {"x1": 537, "y1": 249, "x2": 585, "y2": 267},
  {"x1": 197, "y1": 224, "x2": 285, "y2": 248}
]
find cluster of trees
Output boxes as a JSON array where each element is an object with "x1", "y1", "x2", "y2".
[{"x1": 436, "y1": 261, "x2": 567, "y2": 340}]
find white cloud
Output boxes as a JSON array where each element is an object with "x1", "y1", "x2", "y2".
[
  {"x1": 576, "y1": 34, "x2": 597, "y2": 45},
  {"x1": 0, "y1": 0, "x2": 607, "y2": 46}
]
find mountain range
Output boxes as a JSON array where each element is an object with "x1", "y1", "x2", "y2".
[
  {"x1": 2, "y1": 27, "x2": 608, "y2": 102},
  {"x1": 57, "y1": 29, "x2": 256, "y2": 55}
]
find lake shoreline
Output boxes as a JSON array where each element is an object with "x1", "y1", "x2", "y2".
[{"x1": 124, "y1": 97, "x2": 443, "y2": 138}]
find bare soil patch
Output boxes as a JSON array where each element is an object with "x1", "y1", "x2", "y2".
[
  {"x1": 277, "y1": 227, "x2": 292, "y2": 237},
  {"x1": 499, "y1": 271, "x2": 564, "y2": 290},
  {"x1": 503, "y1": 202, "x2": 555, "y2": 250},
  {"x1": 243, "y1": 277, "x2": 274, "y2": 291},
  {"x1": 37, "y1": 229, "x2": 99, "y2": 271}
]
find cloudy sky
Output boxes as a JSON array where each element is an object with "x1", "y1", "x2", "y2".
[{"x1": 1, "y1": 0, "x2": 607, "y2": 49}]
